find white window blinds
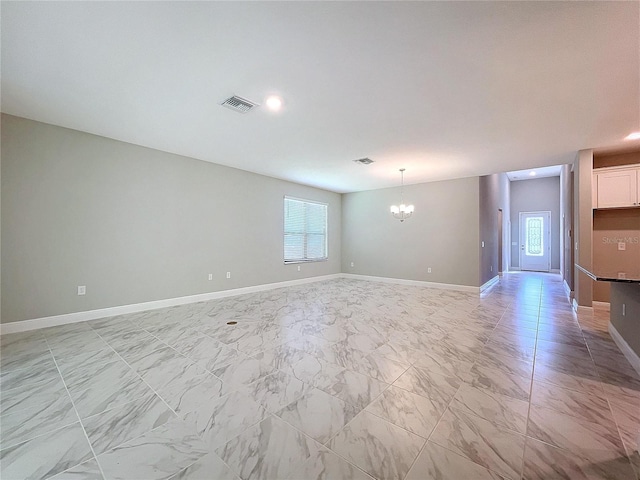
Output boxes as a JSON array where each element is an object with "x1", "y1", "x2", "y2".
[{"x1": 284, "y1": 197, "x2": 328, "y2": 263}]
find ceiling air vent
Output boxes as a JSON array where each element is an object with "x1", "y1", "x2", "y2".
[
  {"x1": 220, "y1": 95, "x2": 259, "y2": 114},
  {"x1": 353, "y1": 157, "x2": 374, "y2": 165}
]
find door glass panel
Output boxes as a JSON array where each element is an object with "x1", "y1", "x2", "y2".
[{"x1": 525, "y1": 217, "x2": 543, "y2": 256}]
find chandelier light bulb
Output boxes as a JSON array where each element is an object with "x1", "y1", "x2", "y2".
[{"x1": 390, "y1": 168, "x2": 414, "y2": 222}]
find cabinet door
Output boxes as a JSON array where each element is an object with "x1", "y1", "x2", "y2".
[{"x1": 597, "y1": 169, "x2": 638, "y2": 208}]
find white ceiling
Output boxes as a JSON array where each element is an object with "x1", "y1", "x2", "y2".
[
  {"x1": 506, "y1": 165, "x2": 562, "y2": 182},
  {"x1": 2, "y1": 1, "x2": 638, "y2": 193}
]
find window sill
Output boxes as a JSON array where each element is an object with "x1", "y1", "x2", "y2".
[{"x1": 284, "y1": 259, "x2": 328, "y2": 265}]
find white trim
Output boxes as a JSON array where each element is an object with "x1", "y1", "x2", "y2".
[
  {"x1": 341, "y1": 273, "x2": 480, "y2": 293},
  {"x1": 551, "y1": 269, "x2": 561, "y2": 274},
  {"x1": 609, "y1": 322, "x2": 640, "y2": 377},
  {"x1": 0, "y1": 274, "x2": 341, "y2": 335},
  {"x1": 510, "y1": 267, "x2": 521, "y2": 271},
  {"x1": 480, "y1": 275, "x2": 499, "y2": 293},
  {"x1": 572, "y1": 298, "x2": 593, "y2": 314},
  {"x1": 592, "y1": 301, "x2": 610, "y2": 312},
  {"x1": 562, "y1": 279, "x2": 574, "y2": 303}
]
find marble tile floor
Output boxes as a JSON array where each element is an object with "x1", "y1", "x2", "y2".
[{"x1": 1, "y1": 274, "x2": 639, "y2": 480}]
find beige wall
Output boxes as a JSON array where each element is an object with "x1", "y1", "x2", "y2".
[
  {"x1": 1, "y1": 115, "x2": 342, "y2": 323},
  {"x1": 574, "y1": 149, "x2": 594, "y2": 307},
  {"x1": 592, "y1": 209, "x2": 640, "y2": 302},
  {"x1": 341, "y1": 177, "x2": 481, "y2": 288},
  {"x1": 593, "y1": 151, "x2": 640, "y2": 169}
]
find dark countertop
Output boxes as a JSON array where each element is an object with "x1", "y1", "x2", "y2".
[{"x1": 576, "y1": 264, "x2": 640, "y2": 283}]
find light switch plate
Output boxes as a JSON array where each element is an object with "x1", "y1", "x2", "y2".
[{"x1": 618, "y1": 242, "x2": 626, "y2": 251}]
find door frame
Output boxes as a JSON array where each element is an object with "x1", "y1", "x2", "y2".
[
  {"x1": 519, "y1": 211, "x2": 551, "y2": 272},
  {"x1": 498, "y1": 209, "x2": 503, "y2": 274}
]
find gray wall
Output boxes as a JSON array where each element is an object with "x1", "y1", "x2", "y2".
[
  {"x1": 610, "y1": 282, "x2": 640, "y2": 358},
  {"x1": 341, "y1": 177, "x2": 481, "y2": 288},
  {"x1": 1, "y1": 115, "x2": 342, "y2": 323},
  {"x1": 500, "y1": 173, "x2": 512, "y2": 275},
  {"x1": 510, "y1": 176, "x2": 561, "y2": 270},
  {"x1": 560, "y1": 164, "x2": 573, "y2": 291},
  {"x1": 479, "y1": 173, "x2": 510, "y2": 285}
]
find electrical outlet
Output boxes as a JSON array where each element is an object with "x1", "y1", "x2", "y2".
[
  {"x1": 490, "y1": 266, "x2": 493, "y2": 272},
  {"x1": 208, "y1": 273, "x2": 213, "y2": 281},
  {"x1": 226, "y1": 272, "x2": 231, "y2": 279},
  {"x1": 297, "y1": 265, "x2": 301, "y2": 272},
  {"x1": 618, "y1": 242, "x2": 626, "y2": 251},
  {"x1": 77, "y1": 286, "x2": 86, "y2": 296},
  {"x1": 428, "y1": 267, "x2": 432, "y2": 273},
  {"x1": 623, "y1": 303, "x2": 626, "y2": 316},
  {"x1": 350, "y1": 262, "x2": 354, "y2": 267},
  {"x1": 481, "y1": 241, "x2": 485, "y2": 248}
]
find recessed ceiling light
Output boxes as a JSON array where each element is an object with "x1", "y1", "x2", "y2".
[
  {"x1": 265, "y1": 95, "x2": 283, "y2": 111},
  {"x1": 529, "y1": 171, "x2": 536, "y2": 176},
  {"x1": 624, "y1": 132, "x2": 640, "y2": 140}
]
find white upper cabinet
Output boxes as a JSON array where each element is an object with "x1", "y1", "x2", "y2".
[{"x1": 593, "y1": 165, "x2": 640, "y2": 209}]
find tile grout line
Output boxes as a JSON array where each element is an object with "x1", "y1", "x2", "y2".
[
  {"x1": 43, "y1": 336, "x2": 108, "y2": 480},
  {"x1": 8, "y1": 274, "x2": 628, "y2": 480},
  {"x1": 268, "y1": 411, "x2": 375, "y2": 480},
  {"x1": 89, "y1": 324, "x2": 245, "y2": 479},
  {"x1": 87, "y1": 327, "x2": 180, "y2": 418},
  {"x1": 519, "y1": 277, "x2": 543, "y2": 480},
  {"x1": 399, "y1": 382, "x2": 464, "y2": 480},
  {"x1": 573, "y1": 305, "x2": 637, "y2": 470},
  {"x1": 397, "y1": 292, "x2": 509, "y2": 479}
]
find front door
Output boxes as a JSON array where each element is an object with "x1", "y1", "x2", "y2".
[{"x1": 519, "y1": 211, "x2": 551, "y2": 272}]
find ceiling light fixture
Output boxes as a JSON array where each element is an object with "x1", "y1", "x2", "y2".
[
  {"x1": 529, "y1": 171, "x2": 537, "y2": 176},
  {"x1": 624, "y1": 132, "x2": 640, "y2": 141},
  {"x1": 265, "y1": 95, "x2": 283, "y2": 111},
  {"x1": 390, "y1": 168, "x2": 414, "y2": 222}
]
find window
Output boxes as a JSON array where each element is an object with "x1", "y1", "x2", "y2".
[
  {"x1": 284, "y1": 197, "x2": 328, "y2": 263},
  {"x1": 525, "y1": 216, "x2": 544, "y2": 256}
]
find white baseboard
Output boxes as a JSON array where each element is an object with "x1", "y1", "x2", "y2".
[
  {"x1": 563, "y1": 279, "x2": 571, "y2": 296},
  {"x1": 592, "y1": 301, "x2": 610, "y2": 312},
  {"x1": 510, "y1": 267, "x2": 521, "y2": 271},
  {"x1": 609, "y1": 322, "x2": 640, "y2": 377},
  {"x1": 0, "y1": 274, "x2": 342, "y2": 335},
  {"x1": 1, "y1": 273, "x2": 483, "y2": 335},
  {"x1": 480, "y1": 275, "x2": 499, "y2": 293},
  {"x1": 572, "y1": 298, "x2": 593, "y2": 315},
  {"x1": 341, "y1": 273, "x2": 480, "y2": 293}
]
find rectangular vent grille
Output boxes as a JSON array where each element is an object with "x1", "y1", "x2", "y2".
[
  {"x1": 220, "y1": 95, "x2": 259, "y2": 114},
  {"x1": 353, "y1": 157, "x2": 374, "y2": 165}
]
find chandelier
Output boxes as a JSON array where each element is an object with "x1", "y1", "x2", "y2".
[{"x1": 390, "y1": 168, "x2": 414, "y2": 222}]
